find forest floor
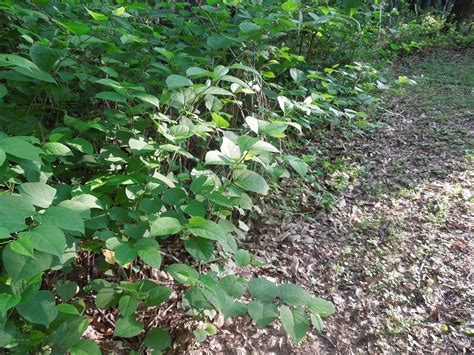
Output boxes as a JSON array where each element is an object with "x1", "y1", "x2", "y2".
[{"x1": 197, "y1": 48, "x2": 474, "y2": 353}]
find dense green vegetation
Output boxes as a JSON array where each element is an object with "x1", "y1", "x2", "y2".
[{"x1": 0, "y1": 0, "x2": 471, "y2": 352}]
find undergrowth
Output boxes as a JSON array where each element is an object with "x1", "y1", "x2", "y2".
[{"x1": 0, "y1": 0, "x2": 470, "y2": 352}]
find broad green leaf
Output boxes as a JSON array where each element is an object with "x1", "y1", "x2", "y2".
[
  {"x1": 211, "y1": 112, "x2": 230, "y2": 128},
  {"x1": 198, "y1": 274, "x2": 218, "y2": 290},
  {"x1": 134, "y1": 93, "x2": 160, "y2": 108},
  {"x1": 166, "y1": 264, "x2": 199, "y2": 286},
  {"x1": 0, "y1": 210, "x2": 25, "y2": 234},
  {"x1": 0, "y1": 227, "x2": 9, "y2": 239},
  {"x1": 69, "y1": 339, "x2": 102, "y2": 355},
  {"x1": 139, "y1": 198, "x2": 163, "y2": 214},
  {"x1": 236, "y1": 135, "x2": 258, "y2": 152},
  {"x1": 16, "y1": 66, "x2": 56, "y2": 82},
  {"x1": 0, "y1": 84, "x2": 7, "y2": 99},
  {"x1": 86, "y1": 8, "x2": 109, "y2": 21},
  {"x1": 57, "y1": 303, "x2": 80, "y2": 315},
  {"x1": 239, "y1": 22, "x2": 261, "y2": 33},
  {"x1": 0, "y1": 54, "x2": 56, "y2": 83},
  {"x1": 214, "y1": 66, "x2": 229, "y2": 79},
  {"x1": 287, "y1": 155, "x2": 308, "y2": 177},
  {"x1": 184, "y1": 288, "x2": 213, "y2": 310},
  {"x1": 95, "y1": 78, "x2": 122, "y2": 89},
  {"x1": 290, "y1": 68, "x2": 305, "y2": 82},
  {"x1": 217, "y1": 275, "x2": 246, "y2": 298},
  {"x1": 222, "y1": 300, "x2": 248, "y2": 318},
  {"x1": 183, "y1": 199, "x2": 206, "y2": 217},
  {"x1": 0, "y1": 293, "x2": 21, "y2": 313},
  {"x1": 56, "y1": 20, "x2": 91, "y2": 36},
  {"x1": 0, "y1": 137, "x2": 42, "y2": 162},
  {"x1": 166, "y1": 74, "x2": 193, "y2": 89},
  {"x1": 95, "y1": 91, "x2": 126, "y2": 103},
  {"x1": 114, "y1": 315, "x2": 144, "y2": 338},
  {"x1": 213, "y1": 287, "x2": 247, "y2": 318},
  {"x1": 220, "y1": 137, "x2": 241, "y2": 159},
  {"x1": 113, "y1": 6, "x2": 127, "y2": 16},
  {"x1": 72, "y1": 194, "x2": 103, "y2": 210},
  {"x1": 245, "y1": 116, "x2": 259, "y2": 134},
  {"x1": 0, "y1": 53, "x2": 39, "y2": 69},
  {"x1": 282, "y1": 1, "x2": 299, "y2": 12},
  {"x1": 186, "y1": 66, "x2": 210, "y2": 77},
  {"x1": 235, "y1": 249, "x2": 251, "y2": 266},
  {"x1": 162, "y1": 188, "x2": 187, "y2": 205},
  {"x1": 119, "y1": 295, "x2": 139, "y2": 317},
  {"x1": 55, "y1": 280, "x2": 78, "y2": 301},
  {"x1": 66, "y1": 137, "x2": 94, "y2": 154},
  {"x1": 121, "y1": 33, "x2": 148, "y2": 44},
  {"x1": 229, "y1": 63, "x2": 261, "y2": 77},
  {"x1": 114, "y1": 243, "x2": 137, "y2": 266},
  {"x1": 248, "y1": 278, "x2": 278, "y2": 302},
  {"x1": 143, "y1": 328, "x2": 172, "y2": 350},
  {"x1": 0, "y1": 195, "x2": 35, "y2": 232},
  {"x1": 142, "y1": 285, "x2": 172, "y2": 307},
  {"x1": 208, "y1": 192, "x2": 237, "y2": 207},
  {"x1": 170, "y1": 87, "x2": 196, "y2": 109},
  {"x1": 308, "y1": 297, "x2": 336, "y2": 317},
  {"x1": 201, "y1": 86, "x2": 233, "y2": 96},
  {"x1": 207, "y1": 34, "x2": 231, "y2": 51},
  {"x1": 220, "y1": 74, "x2": 250, "y2": 89},
  {"x1": 43, "y1": 142, "x2": 73, "y2": 157},
  {"x1": 259, "y1": 122, "x2": 287, "y2": 137},
  {"x1": 18, "y1": 182, "x2": 57, "y2": 208},
  {"x1": 40, "y1": 206, "x2": 84, "y2": 234},
  {"x1": 29, "y1": 44, "x2": 61, "y2": 71},
  {"x1": 188, "y1": 216, "x2": 226, "y2": 241},
  {"x1": 204, "y1": 150, "x2": 233, "y2": 165},
  {"x1": 52, "y1": 315, "x2": 88, "y2": 349},
  {"x1": 16, "y1": 290, "x2": 58, "y2": 326},
  {"x1": 2, "y1": 246, "x2": 52, "y2": 281},
  {"x1": 205, "y1": 94, "x2": 223, "y2": 112},
  {"x1": 248, "y1": 301, "x2": 278, "y2": 327},
  {"x1": 10, "y1": 237, "x2": 34, "y2": 257},
  {"x1": 95, "y1": 287, "x2": 117, "y2": 308},
  {"x1": 0, "y1": 320, "x2": 16, "y2": 348},
  {"x1": 190, "y1": 175, "x2": 215, "y2": 195},
  {"x1": 11, "y1": 277, "x2": 41, "y2": 302},
  {"x1": 248, "y1": 140, "x2": 279, "y2": 154},
  {"x1": 278, "y1": 284, "x2": 311, "y2": 306},
  {"x1": 280, "y1": 305, "x2": 309, "y2": 345},
  {"x1": 28, "y1": 225, "x2": 66, "y2": 257},
  {"x1": 311, "y1": 313, "x2": 324, "y2": 332},
  {"x1": 234, "y1": 170, "x2": 269, "y2": 195},
  {"x1": 149, "y1": 217, "x2": 182, "y2": 237},
  {"x1": 134, "y1": 238, "x2": 161, "y2": 269},
  {"x1": 184, "y1": 237, "x2": 214, "y2": 261},
  {"x1": 0, "y1": 195, "x2": 35, "y2": 215}
]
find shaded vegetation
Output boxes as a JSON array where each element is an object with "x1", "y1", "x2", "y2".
[{"x1": 0, "y1": 0, "x2": 472, "y2": 352}]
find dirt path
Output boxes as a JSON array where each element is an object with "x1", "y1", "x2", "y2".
[{"x1": 199, "y1": 48, "x2": 473, "y2": 353}]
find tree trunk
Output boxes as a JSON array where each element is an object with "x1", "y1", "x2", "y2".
[
  {"x1": 443, "y1": 0, "x2": 453, "y2": 13},
  {"x1": 421, "y1": 0, "x2": 432, "y2": 10},
  {"x1": 433, "y1": 0, "x2": 442, "y2": 10},
  {"x1": 449, "y1": 0, "x2": 474, "y2": 22}
]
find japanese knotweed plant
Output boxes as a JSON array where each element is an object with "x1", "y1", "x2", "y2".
[{"x1": 0, "y1": 0, "x2": 405, "y2": 352}]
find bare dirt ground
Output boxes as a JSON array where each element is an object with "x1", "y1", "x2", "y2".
[{"x1": 196, "y1": 48, "x2": 473, "y2": 353}]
